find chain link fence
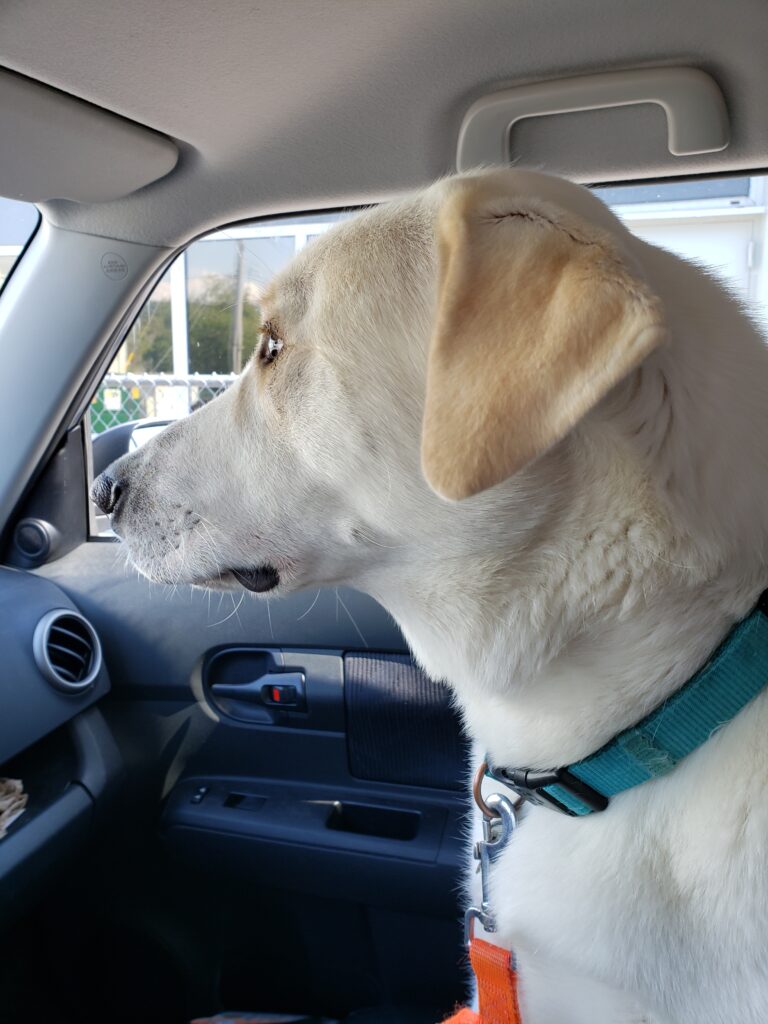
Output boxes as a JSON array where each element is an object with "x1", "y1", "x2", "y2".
[{"x1": 90, "y1": 373, "x2": 238, "y2": 434}]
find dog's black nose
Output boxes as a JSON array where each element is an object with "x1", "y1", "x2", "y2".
[{"x1": 90, "y1": 473, "x2": 124, "y2": 516}]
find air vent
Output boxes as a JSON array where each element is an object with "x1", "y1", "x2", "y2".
[{"x1": 32, "y1": 609, "x2": 102, "y2": 693}]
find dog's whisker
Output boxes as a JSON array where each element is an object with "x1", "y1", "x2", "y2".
[
  {"x1": 209, "y1": 590, "x2": 246, "y2": 627},
  {"x1": 336, "y1": 590, "x2": 368, "y2": 648},
  {"x1": 192, "y1": 510, "x2": 228, "y2": 538},
  {"x1": 234, "y1": 591, "x2": 245, "y2": 629},
  {"x1": 297, "y1": 588, "x2": 322, "y2": 621},
  {"x1": 194, "y1": 518, "x2": 226, "y2": 584}
]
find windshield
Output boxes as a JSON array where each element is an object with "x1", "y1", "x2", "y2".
[{"x1": 0, "y1": 196, "x2": 40, "y2": 291}]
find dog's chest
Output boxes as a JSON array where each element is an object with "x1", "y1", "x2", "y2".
[{"x1": 477, "y1": 694, "x2": 768, "y2": 1024}]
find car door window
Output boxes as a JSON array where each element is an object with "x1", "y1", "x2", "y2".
[
  {"x1": 86, "y1": 174, "x2": 768, "y2": 535},
  {"x1": 90, "y1": 214, "x2": 350, "y2": 434},
  {"x1": 595, "y1": 173, "x2": 768, "y2": 314},
  {"x1": 88, "y1": 212, "x2": 351, "y2": 534}
]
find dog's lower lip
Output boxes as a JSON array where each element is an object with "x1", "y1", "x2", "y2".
[{"x1": 231, "y1": 565, "x2": 280, "y2": 592}]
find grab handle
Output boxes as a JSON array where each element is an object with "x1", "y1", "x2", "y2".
[{"x1": 457, "y1": 67, "x2": 729, "y2": 171}]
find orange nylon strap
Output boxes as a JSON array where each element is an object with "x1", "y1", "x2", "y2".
[
  {"x1": 471, "y1": 937, "x2": 522, "y2": 1024},
  {"x1": 443, "y1": 937, "x2": 522, "y2": 1024},
  {"x1": 442, "y1": 1008, "x2": 480, "y2": 1024}
]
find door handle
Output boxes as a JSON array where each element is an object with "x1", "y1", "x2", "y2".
[{"x1": 211, "y1": 672, "x2": 306, "y2": 713}]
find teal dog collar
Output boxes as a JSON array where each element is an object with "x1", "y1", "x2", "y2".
[{"x1": 489, "y1": 591, "x2": 768, "y2": 816}]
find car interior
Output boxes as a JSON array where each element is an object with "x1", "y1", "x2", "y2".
[{"x1": 1, "y1": 2, "x2": 768, "y2": 1022}]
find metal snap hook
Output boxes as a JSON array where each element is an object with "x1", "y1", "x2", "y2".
[
  {"x1": 472, "y1": 760, "x2": 497, "y2": 820},
  {"x1": 465, "y1": 761, "x2": 519, "y2": 947}
]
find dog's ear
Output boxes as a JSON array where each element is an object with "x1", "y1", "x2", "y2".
[{"x1": 421, "y1": 178, "x2": 665, "y2": 500}]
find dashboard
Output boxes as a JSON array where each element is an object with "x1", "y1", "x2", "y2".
[{"x1": 0, "y1": 565, "x2": 117, "y2": 918}]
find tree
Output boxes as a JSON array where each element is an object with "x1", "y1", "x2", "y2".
[
  {"x1": 114, "y1": 276, "x2": 261, "y2": 375},
  {"x1": 119, "y1": 299, "x2": 173, "y2": 373},
  {"x1": 187, "y1": 277, "x2": 261, "y2": 374}
]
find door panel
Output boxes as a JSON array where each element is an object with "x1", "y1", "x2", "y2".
[
  {"x1": 27, "y1": 538, "x2": 470, "y2": 1020},
  {"x1": 35, "y1": 541, "x2": 404, "y2": 696}
]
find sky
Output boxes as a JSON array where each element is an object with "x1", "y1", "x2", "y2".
[{"x1": 0, "y1": 196, "x2": 39, "y2": 246}]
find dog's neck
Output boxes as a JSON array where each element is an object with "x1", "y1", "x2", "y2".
[
  {"x1": 370, "y1": 467, "x2": 762, "y2": 769},
  {"x1": 368, "y1": 449, "x2": 748, "y2": 768},
  {"x1": 365, "y1": 252, "x2": 768, "y2": 769}
]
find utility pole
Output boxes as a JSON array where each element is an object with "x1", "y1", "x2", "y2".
[
  {"x1": 170, "y1": 251, "x2": 190, "y2": 377},
  {"x1": 230, "y1": 239, "x2": 246, "y2": 373}
]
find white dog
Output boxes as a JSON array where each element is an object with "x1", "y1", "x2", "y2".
[{"x1": 92, "y1": 169, "x2": 768, "y2": 1024}]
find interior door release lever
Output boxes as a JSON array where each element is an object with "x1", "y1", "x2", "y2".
[{"x1": 211, "y1": 672, "x2": 306, "y2": 710}]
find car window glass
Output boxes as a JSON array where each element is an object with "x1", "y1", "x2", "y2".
[
  {"x1": 89, "y1": 213, "x2": 351, "y2": 438},
  {"x1": 88, "y1": 174, "x2": 768, "y2": 535},
  {"x1": 0, "y1": 196, "x2": 40, "y2": 292},
  {"x1": 594, "y1": 174, "x2": 767, "y2": 315}
]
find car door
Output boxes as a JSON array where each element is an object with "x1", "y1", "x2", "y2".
[{"x1": 0, "y1": 212, "x2": 470, "y2": 1024}]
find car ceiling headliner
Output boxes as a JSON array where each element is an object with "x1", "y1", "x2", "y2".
[{"x1": 2, "y1": 0, "x2": 768, "y2": 248}]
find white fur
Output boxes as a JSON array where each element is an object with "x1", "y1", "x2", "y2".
[{"x1": 102, "y1": 170, "x2": 768, "y2": 1023}]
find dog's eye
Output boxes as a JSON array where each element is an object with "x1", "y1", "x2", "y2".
[{"x1": 258, "y1": 330, "x2": 284, "y2": 367}]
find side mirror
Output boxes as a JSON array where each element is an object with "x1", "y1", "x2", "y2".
[
  {"x1": 128, "y1": 422, "x2": 171, "y2": 451},
  {"x1": 91, "y1": 419, "x2": 173, "y2": 477}
]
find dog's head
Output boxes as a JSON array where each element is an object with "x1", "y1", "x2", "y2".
[{"x1": 92, "y1": 170, "x2": 664, "y2": 596}]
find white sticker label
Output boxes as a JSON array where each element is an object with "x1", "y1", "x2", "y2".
[
  {"x1": 103, "y1": 388, "x2": 122, "y2": 411},
  {"x1": 155, "y1": 384, "x2": 190, "y2": 419},
  {"x1": 101, "y1": 252, "x2": 128, "y2": 280}
]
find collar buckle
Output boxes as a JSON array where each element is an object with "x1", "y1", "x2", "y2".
[{"x1": 488, "y1": 764, "x2": 609, "y2": 816}]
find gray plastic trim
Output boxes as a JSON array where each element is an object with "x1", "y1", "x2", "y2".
[
  {"x1": 0, "y1": 66, "x2": 179, "y2": 202},
  {"x1": 0, "y1": 220, "x2": 171, "y2": 533},
  {"x1": 457, "y1": 67, "x2": 730, "y2": 171},
  {"x1": 12, "y1": 517, "x2": 58, "y2": 563},
  {"x1": 0, "y1": 567, "x2": 111, "y2": 763},
  {"x1": 32, "y1": 608, "x2": 103, "y2": 693},
  {"x1": 0, "y1": 783, "x2": 93, "y2": 898}
]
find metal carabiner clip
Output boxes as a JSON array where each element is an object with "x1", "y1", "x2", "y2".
[{"x1": 464, "y1": 762, "x2": 518, "y2": 947}]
